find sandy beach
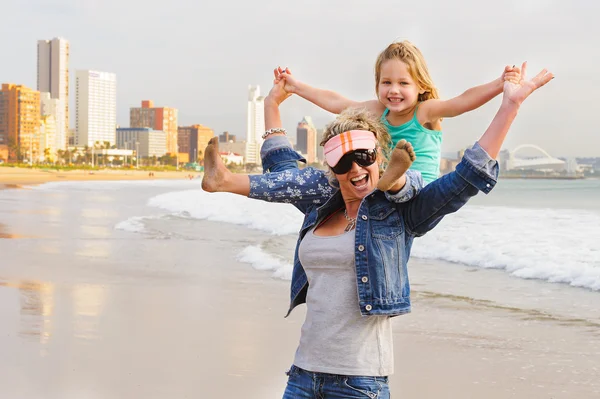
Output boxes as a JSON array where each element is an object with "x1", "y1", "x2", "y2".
[
  {"x1": 0, "y1": 179, "x2": 599, "y2": 398},
  {"x1": 0, "y1": 166, "x2": 194, "y2": 189}
]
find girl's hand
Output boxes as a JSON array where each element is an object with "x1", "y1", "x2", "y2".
[
  {"x1": 503, "y1": 62, "x2": 553, "y2": 107},
  {"x1": 266, "y1": 68, "x2": 292, "y2": 106},
  {"x1": 274, "y1": 66, "x2": 300, "y2": 94}
]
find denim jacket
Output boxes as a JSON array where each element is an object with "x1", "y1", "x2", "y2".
[{"x1": 249, "y1": 136, "x2": 499, "y2": 317}]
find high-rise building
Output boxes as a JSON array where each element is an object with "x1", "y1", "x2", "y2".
[
  {"x1": 178, "y1": 124, "x2": 214, "y2": 163},
  {"x1": 219, "y1": 131, "x2": 236, "y2": 143},
  {"x1": 37, "y1": 37, "x2": 69, "y2": 148},
  {"x1": 0, "y1": 84, "x2": 41, "y2": 162},
  {"x1": 116, "y1": 128, "x2": 167, "y2": 158},
  {"x1": 130, "y1": 100, "x2": 178, "y2": 155},
  {"x1": 67, "y1": 128, "x2": 76, "y2": 146},
  {"x1": 40, "y1": 92, "x2": 65, "y2": 153},
  {"x1": 245, "y1": 86, "x2": 264, "y2": 165},
  {"x1": 296, "y1": 116, "x2": 317, "y2": 163},
  {"x1": 75, "y1": 70, "x2": 117, "y2": 147}
]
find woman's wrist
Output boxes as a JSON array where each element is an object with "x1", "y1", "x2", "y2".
[
  {"x1": 500, "y1": 97, "x2": 521, "y2": 111},
  {"x1": 265, "y1": 95, "x2": 284, "y2": 107}
]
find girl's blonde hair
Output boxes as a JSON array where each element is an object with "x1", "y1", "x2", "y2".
[
  {"x1": 320, "y1": 108, "x2": 391, "y2": 186},
  {"x1": 374, "y1": 40, "x2": 439, "y2": 102}
]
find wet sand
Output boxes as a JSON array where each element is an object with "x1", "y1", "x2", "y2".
[{"x1": 0, "y1": 182, "x2": 599, "y2": 398}]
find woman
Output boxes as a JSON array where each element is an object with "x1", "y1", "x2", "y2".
[{"x1": 202, "y1": 64, "x2": 553, "y2": 398}]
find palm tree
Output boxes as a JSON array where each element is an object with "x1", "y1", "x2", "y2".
[
  {"x1": 57, "y1": 149, "x2": 65, "y2": 165},
  {"x1": 83, "y1": 145, "x2": 92, "y2": 165},
  {"x1": 43, "y1": 147, "x2": 51, "y2": 164},
  {"x1": 8, "y1": 137, "x2": 22, "y2": 163},
  {"x1": 63, "y1": 149, "x2": 72, "y2": 165}
]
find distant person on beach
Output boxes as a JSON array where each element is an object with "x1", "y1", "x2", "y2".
[{"x1": 202, "y1": 64, "x2": 553, "y2": 398}]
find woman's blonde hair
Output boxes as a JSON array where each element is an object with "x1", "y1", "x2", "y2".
[
  {"x1": 320, "y1": 108, "x2": 391, "y2": 187},
  {"x1": 374, "y1": 40, "x2": 439, "y2": 102}
]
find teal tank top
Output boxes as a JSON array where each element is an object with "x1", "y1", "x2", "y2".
[{"x1": 381, "y1": 107, "x2": 443, "y2": 184}]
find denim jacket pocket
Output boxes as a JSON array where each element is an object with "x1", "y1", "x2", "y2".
[{"x1": 369, "y1": 207, "x2": 403, "y2": 239}]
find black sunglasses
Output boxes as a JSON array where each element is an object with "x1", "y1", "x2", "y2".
[{"x1": 331, "y1": 148, "x2": 378, "y2": 175}]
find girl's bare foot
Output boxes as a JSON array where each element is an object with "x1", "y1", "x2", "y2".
[{"x1": 377, "y1": 139, "x2": 416, "y2": 192}]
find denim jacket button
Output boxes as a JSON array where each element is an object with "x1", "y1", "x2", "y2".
[
  {"x1": 358, "y1": 245, "x2": 365, "y2": 252},
  {"x1": 486, "y1": 183, "x2": 491, "y2": 188},
  {"x1": 361, "y1": 276, "x2": 368, "y2": 283},
  {"x1": 361, "y1": 215, "x2": 367, "y2": 220},
  {"x1": 365, "y1": 304, "x2": 372, "y2": 311}
]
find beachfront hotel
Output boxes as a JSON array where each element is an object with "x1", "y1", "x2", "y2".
[
  {"x1": 130, "y1": 101, "x2": 178, "y2": 155},
  {"x1": 177, "y1": 124, "x2": 215, "y2": 163},
  {"x1": 245, "y1": 85, "x2": 265, "y2": 165},
  {"x1": 37, "y1": 37, "x2": 69, "y2": 151},
  {"x1": 74, "y1": 70, "x2": 117, "y2": 147},
  {"x1": 0, "y1": 84, "x2": 41, "y2": 162},
  {"x1": 116, "y1": 127, "x2": 167, "y2": 158}
]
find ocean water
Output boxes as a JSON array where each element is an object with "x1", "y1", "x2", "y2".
[
  {"x1": 118, "y1": 178, "x2": 600, "y2": 292},
  {"x1": 3, "y1": 177, "x2": 597, "y2": 294},
  {"x1": 1, "y1": 178, "x2": 598, "y2": 318}
]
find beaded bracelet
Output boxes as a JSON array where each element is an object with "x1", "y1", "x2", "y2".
[{"x1": 262, "y1": 128, "x2": 287, "y2": 139}]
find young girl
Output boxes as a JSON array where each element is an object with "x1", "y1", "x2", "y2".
[
  {"x1": 201, "y1": 40, "x2": 520, "y2": 197},
  {"x1": 273, "y1": 40, "x2": 519, "y2": 187}
]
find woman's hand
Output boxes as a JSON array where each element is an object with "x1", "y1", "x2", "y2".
[
  {"x1": 503, "y1": 62, "x2": 554, "y2": 107},
  {"x1": 265, "y1": 67, "x2": 293, "y2": 106}
]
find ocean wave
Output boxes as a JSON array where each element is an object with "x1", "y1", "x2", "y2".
[
  {"x1": 114, "y1": 216, "x2": 148, "y2": 233},
  {"x1": 147, "y1": 189, "x2": 303, "y2": 236},
  {"x1": 411, "y1": 206, "x2": 600, "y2": 291},
  {"x1": 145, "y1": 188, "x2": 600, "y2": 291},
  {"x1": 237, "y1": 245, "x2": 293, "y2": 280}
]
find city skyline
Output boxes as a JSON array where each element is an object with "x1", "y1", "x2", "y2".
[{"x1": 1, "y1": 0, "x2": 598, "y2": 157}]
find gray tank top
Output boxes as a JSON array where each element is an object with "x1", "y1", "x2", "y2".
[{"x1": 294, "y1": 226, "x2": 393, "y2": 376}]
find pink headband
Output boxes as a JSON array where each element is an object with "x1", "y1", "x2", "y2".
[{"x1": 324, "y1": 130, "x2": 377, "y2": 167}]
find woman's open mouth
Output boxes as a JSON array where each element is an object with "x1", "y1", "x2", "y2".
[{"x1": 350, "y1": 174, "x2": 369, "y2": 188}]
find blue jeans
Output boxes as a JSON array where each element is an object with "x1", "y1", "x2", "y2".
[{"x1": 283, "y1": 365, "x2": 390, "y2": 399}]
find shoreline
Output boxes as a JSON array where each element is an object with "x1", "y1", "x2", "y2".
[{"x1": 0, "y1": 166, "x2": 197, "y2": 189}]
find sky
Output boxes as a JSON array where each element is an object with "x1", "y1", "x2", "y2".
[{"x1": 2, "y1": 0, "x2": 599, "y2": 157}]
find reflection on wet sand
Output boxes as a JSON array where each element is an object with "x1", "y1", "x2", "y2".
[
  {"x1": 81, "y1": 208, "x2": 118, "y2": 219},
  {"x1": 0, "y1": 222, "x2": 25, "y2": 239},
  {"x1": 0, "y1": 280, "x2": 54, "y2": 344},
  {"x1": 71, "y1": 283, "x2": 108, "y2": 340},
  {"x1": 0, "y1": 222, "x2": 41, "y2": 239},
  {"x1": 0, "y1": 183, "x2": 29, "y2": 190},
  {"x1": 0, "y1": 279, "x2": 108, "y2": 343},
  {"x1": 74, "y1": 240, "x2": 112, "y2": 258}
]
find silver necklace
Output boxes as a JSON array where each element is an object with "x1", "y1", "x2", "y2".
[{"x1": 343, "y1": 209, "x2": 357, "y2": 232}]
